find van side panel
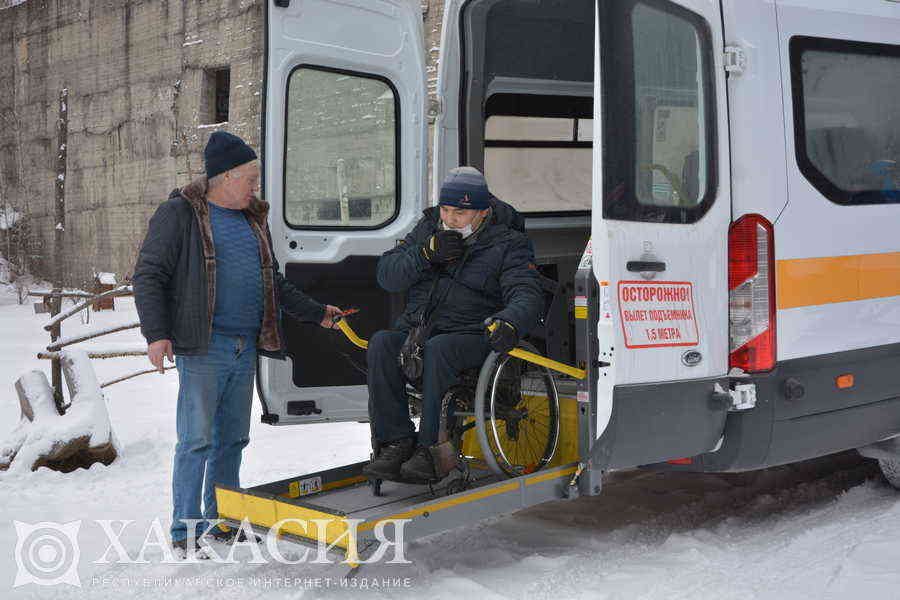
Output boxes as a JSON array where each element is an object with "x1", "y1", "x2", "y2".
[
  {"x1": 775, "y1": 0, "x2": 900, "y2": 362},
  {"x1": 636, "y1": 0, "x2": 900, "y2": 473}
]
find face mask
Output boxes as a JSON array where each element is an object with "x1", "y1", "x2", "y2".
[{"x1": 444, "y1": 223, "x2": 474, "y2": 238}]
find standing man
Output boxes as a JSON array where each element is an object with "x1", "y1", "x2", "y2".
[{"x1": 133, "y1": 131, "x2": 341, "y2": 557}]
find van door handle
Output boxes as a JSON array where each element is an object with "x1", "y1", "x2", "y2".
[{"x1": 626, "y1": 261, "x2": 666, "y2": 272}]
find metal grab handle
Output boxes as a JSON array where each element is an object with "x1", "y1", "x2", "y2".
[
  {"x1": 486, "y1": 322, "x2": 587, "y2": 380},
  {"x1": 626, "y1": 260, "x2": 666, "y2": 272}
]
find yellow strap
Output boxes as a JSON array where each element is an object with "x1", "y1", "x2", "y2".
[
  {"x1": 337, "y1": 318, "x2": 586, "y2": 379},
  {"x1": 507, "y1": 348, "x2": 587, "y2": 380},
  {"x1": 487, "y1": 322, "x2": 587, "y2": 379},
  {"x1": 336, "y1": 319, "x2": 368, "y2": 349}
]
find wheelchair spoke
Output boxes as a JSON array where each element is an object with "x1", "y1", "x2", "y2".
[
  {"x1": 510, "y1": 437, "x2": 520, "y2": 468},
  {"x1": 505, "y1": 412, "x2": 543, "y2": 470},
  {"x1": 516, "y1": 436, "x2": 528, "y2": 467},
  {"x1": 481, "y1": 350, "x2": 560, "y2": 477},
  {"x1": 526, "y1": 417, "x2": 550, "y2": 431},
  {"x1": 525, "y1": 428, "x2": 543, "y2": 463}
]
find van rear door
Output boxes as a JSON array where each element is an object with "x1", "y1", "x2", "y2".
[
  {"x1": 257, "y1": 0, "x2": 427, "y2": 425},
  {"x1": 592, "y1": 0, "x2": 732, "y2": 461}
]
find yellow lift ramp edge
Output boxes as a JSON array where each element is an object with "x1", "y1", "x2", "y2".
[{"x1": 216, "y1": 459, "x2": 581, "y2": 565}]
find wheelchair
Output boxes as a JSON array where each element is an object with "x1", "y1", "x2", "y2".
[{"x1": 335, "y1": 312, "x2": 567, "y2": 497}]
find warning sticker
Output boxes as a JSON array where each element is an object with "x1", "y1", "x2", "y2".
[
  {"x1": 289, "y1": 476, "x2": 323, "y2": 498},
  {"x1": 618, "y1": 281, "x2": 698, "y2": 348},
  {"x1": 574, "y1": 295, "x2": 588, "y2": 320},
  {"x1": 599, "y1": 281, "x2": 612, "y2": 322},
  {"x1": 577, "y1": 239, "x2": 593, "y2": 270}
]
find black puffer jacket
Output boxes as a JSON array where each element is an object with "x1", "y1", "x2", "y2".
[{"x1": 378, "y1": 198, "x2": 543, "y2": 337}]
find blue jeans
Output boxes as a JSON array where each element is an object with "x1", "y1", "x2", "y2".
[
  {"x1": 170, "y1": 331, "x2": 257, "y2": 542},
  {"x1": 367, "y1": 330, "x2": 491, "y2": 448}
]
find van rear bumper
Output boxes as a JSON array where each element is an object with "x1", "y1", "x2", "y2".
[
  {"x1": 644, "y1": 342, "x2": 900, "y2": 472},
  {"x1": 590, "y1": 376, "x2": 731, "y2": 470}
]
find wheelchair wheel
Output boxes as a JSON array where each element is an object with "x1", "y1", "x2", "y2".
[{"x1": 473, "y1": 342, "x2": 560, "y2": 478}]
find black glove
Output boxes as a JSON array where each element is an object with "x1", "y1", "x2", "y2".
[
  {"x1": 485, "y1": 318, "x2": 518, "y2": 354},
  {"x1": 422, "y1": 230, "x2": 464, "y2": 264}
]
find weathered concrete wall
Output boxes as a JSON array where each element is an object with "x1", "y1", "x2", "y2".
[
  {"x1": 0, "y1": 0, "x2": 443, "y2": 287},
  {"x1": 0, "y1": 0, "x2": 264, "y2": 286}
]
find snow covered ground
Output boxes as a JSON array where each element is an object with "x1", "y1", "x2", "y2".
[{"x1": 2, "y1": 281, "x2": 900, "y2": 599}]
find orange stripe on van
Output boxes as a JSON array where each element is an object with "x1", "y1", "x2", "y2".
[{"x1": 776, "y1": 252, "x2": 900, "y2": 309}]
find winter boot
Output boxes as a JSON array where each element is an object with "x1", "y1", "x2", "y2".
[
  {"x1": 171, "y1": 538, "x2": 211, "y2": 560},
  {"x1": 362, "y1": 437, "x2": 416, "y2": 480},
  {"x1": 400, "y1": 445, "x2": 449, "y2": 482},
  {"x1": 204, "y1": 523, "x2": 262, "y2": 545}
]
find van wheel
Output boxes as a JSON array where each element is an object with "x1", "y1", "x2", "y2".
[{"x1": 878, "y1": 458, "x2": 900, "y2": 489}]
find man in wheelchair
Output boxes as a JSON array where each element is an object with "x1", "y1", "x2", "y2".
[{"x1": 362, "y1": 167, "x2": 544, "y2": 483}]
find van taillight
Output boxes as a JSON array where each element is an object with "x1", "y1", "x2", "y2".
[{"x1": 728, "y1": 214, "x2": 775, "y2": 372}]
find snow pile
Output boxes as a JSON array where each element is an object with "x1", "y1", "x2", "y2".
[
  {"x1": 0, "y1": 0, "x2": 28, "y2": 11},
  {"x1": 96, "y1": 272, "x2": 117, "y2": 285},
  {"x1": 1, "y1": 370, "x2": 59, "y2": 470},
  {"x1": 59, "y1": 349, "x2": 115, "y2": 447},
  {"x1": 1, "y1": 349, "x2": 119, "y2": 474}
]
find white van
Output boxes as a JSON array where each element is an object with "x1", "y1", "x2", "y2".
[{"x1": 216, "y1": 0, "x2": 900, "y2": 559}]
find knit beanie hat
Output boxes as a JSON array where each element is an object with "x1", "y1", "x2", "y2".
[
  {"x1": 204, "y1": 131, "x2": 257, "y2": 180},
  {"x1": 439, "y1": 166, "x2": 492, "y2": 210}
]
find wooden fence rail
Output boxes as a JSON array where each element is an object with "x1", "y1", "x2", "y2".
[
  {"x1": 44, "y1": 285, "x2": 133, "y2": 331},
  {"x1": 45, "y1": 321, "x2": 141, "y2": 352},
  {"x1": 32, "y1": 285, "x2": 164, "y2": 415}
]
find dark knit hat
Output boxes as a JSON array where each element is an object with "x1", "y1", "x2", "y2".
[
  {"x1": 204, "y1": 131, "x2": 257, "y2": 180},
  {"x1": 439, "y1": 166, "x2": 491, "y2": 210}
]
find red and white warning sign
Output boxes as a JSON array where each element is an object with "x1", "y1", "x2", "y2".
[{"x1": 618, "y1": 281, "x2": 699, "y2": 348}]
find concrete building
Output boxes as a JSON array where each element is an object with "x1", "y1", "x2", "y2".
[{"x1": 0, "y1": 0, "x2": 444, "y2": 286}]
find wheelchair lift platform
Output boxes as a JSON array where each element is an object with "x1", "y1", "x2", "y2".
[{"x1": 215, "y1": 458, "x2": 580, "y2": 565}]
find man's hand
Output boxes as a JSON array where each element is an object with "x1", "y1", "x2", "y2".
[
  {"x1": 320, "y1": 305, "x2": 343, "y2": 329},
  {"x1": 422, "y1": 230, "x2": 464, "y2": 264},
  {"x1": 484, "y1": 318, "x2": 518, "y2": 354},
  {"x1": 148, "y1": 339, "x2": 174, "y2": 373}
]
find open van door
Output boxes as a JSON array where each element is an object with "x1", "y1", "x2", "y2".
[
  {"x1": 591, "y1": 0, "x2": 732, "y2": 467},
  {"x1": 257, "y1": 0, "x2": 427, "y2": 425}
]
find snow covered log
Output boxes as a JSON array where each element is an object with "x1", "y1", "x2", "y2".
[
  {"x1": 16, "y1": 369, "x2": 59, "y2": 422},
  {"x1": 0, "y1": 350, "x2": 119, "y2": 473}
]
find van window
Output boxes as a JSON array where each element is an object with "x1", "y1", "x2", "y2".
[
  {"x1": 599, "y1": 0, "x2": 716, "y2": 224},
  {"x1": 283, "y1": 66, "x2": 399, "y2": 229},
  {"x1": 791, "y1": 37, "x2": 900, "y2": 206},
  {"x1": 484, "y1": 95, "x2": 593, "y2": 214}
]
